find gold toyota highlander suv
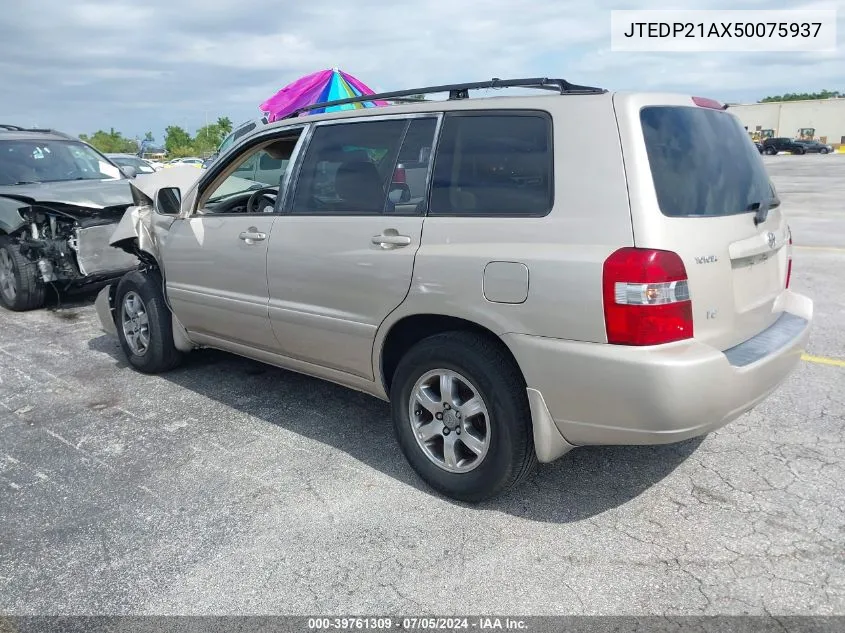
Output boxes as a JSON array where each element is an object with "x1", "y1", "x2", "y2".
[{"x1": 94, "y1": 78, "x2": 813, "y2": 502}]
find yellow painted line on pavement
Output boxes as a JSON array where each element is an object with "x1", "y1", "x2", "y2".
[
  {"x1": 793, "y1": 245, "x2": 845, "y2": 253},
  {"x1": 802, "y1": 353, "x2": 845, "y2": 367}
]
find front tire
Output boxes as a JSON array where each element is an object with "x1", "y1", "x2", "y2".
[
  {"x1": 114, "y1": 270, "x2": 182, "y2": 373},
  {"x1": 0, "y1": 236, "x2": 46, "y2": 311},
  {"x1": 820, "y1": 148, "x2": 829, "y2": 154},
  {"x1": 390, "y1": 331, "x2": 537, "y2": 502}
]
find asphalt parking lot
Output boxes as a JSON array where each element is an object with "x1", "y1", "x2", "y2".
[{"x1": 1, "y1": 154, "x2": 843, "y2": 617}]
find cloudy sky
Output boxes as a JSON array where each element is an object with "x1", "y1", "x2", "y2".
[{"x1": 1, "y1": 0, "x2": 843, "y2": 142}]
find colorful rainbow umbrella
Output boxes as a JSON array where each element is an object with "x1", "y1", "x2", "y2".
[{"x1": 259, "y1": 68, "x2": 389, "y2": 122}]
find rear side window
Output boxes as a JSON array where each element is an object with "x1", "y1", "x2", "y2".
[
  {"x1": 219, "y1": 122, "x2": 256, "y2": 153},
  {"x1": 429, "y1": 112, "x2": 553, "y2": 216},
  {"x1": 290, "y1": 119, "x2": 407, "y2": 215},
  {"x1": 640, "y1": 106, "x2": 774, "y2": 218}
]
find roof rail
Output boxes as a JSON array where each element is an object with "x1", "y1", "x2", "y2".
[
  {"x1": 284, "y1": 76, "x2": 607, "y2": 119},
  {"x1": 0, "y1": 124, "x2": 76, "y2": 139},
  {"x1": 30, "y1": 127, "x2": 76, "y2": 139}
]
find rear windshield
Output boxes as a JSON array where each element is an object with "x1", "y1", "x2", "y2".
[{"x1": 640, "y1": 106, "x2": 775, "y2": 218}]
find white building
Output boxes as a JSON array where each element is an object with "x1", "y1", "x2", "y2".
[{"x1": 726, "y1": 98, "x2": 845, "y2": 146}]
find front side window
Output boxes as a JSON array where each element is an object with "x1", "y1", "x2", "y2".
[
  {"x1": 0, "y1": 140, "x2": 122, "y2": 185},
  {"x1": 290, "y1": 119, "x2": 409, "y2": 215},
  {"x1": 198, "y1": 134, "x2": 300, "y2": 214},
  {"x1": 429, "y1": 113, "x2": 553, "y2": 216}
]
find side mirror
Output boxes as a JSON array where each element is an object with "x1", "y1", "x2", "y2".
[
  {"x1": 388, "y1": 183, "x2": 411, "y2": 204},
  {"x1": 154, "y1": 187, "x2": 182, "y2": 216},
  {"x1": 121, "y1": 165, "x2": 138, "y2": 179}
]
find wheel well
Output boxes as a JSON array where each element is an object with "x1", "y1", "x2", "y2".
[{"x1": 380, "y1": 314, "x2": 523, "y2": 394}]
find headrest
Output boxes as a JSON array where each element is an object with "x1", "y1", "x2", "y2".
[{"x1": 318, "y1": 147, "x2": 371, "y2": 163}]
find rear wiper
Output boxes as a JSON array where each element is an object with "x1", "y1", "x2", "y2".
[
  {"x1": 13, "y1": 180, "x2": 39, "y2": 185},
  {"x1": 747, "y1": 198, "x2": 781, "y2": 226}
]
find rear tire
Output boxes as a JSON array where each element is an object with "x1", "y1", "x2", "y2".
[
  {"x1": 0, "y1": 236, "x2": 46, "y2": 311},
  {"x1": 114, "y1": 270, "x2": 183, "y2": 374},
  {"x1": 765, "y1": 147, "x2": 777, "y2": 155},
  {"x1": 390, "y1": 331, "x2": 537, "y2": 503}
]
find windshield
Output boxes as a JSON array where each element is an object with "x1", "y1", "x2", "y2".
[
  {"x1": 0, "y1": 140, "x2": 123, "y2": 185},
  {"x1": 110, "y1": 156, "x2": 155, "y2": 173},
  {"x1": 640, "y1": 106, "x2": 775, "y2": 218}
]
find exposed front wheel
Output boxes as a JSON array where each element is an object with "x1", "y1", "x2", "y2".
[
  {"x1": 390, "y1": 331, "x2": 537, "y2": 502},
  {"x1": 114, "y1": 270, "x2": 183, "y2": 373},
  {"x1": 0, "y1": 236, "x2": 46, "y2": 311},
  {"x1": 820, "y1": 148, "x2": 829, "y2": 154}
]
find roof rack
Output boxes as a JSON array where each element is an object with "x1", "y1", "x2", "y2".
[
  {"x1": 285, "y1": 77, "x2": 607, "y2": 119},
  {"x1": 0, "y1": 124, "x2": 76, "y2": 139}
]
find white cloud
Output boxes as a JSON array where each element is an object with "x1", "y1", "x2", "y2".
[{"x1": 0, "y1": 0, "x2": 842, "y2": 137}]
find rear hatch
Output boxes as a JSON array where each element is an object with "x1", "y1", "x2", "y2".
[{"x1": 613, "y1": 93, "x2": 792, "y2": 351}]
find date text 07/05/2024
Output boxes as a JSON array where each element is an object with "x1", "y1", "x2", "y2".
[{"x1": 307, "y1": 616, "x2": 528, "y2": 630}]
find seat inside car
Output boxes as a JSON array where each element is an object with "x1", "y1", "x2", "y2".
[{"x1": 334, "y1": 160, "x2": 385, "y2": 213}]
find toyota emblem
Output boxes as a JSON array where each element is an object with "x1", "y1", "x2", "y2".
[{"x1": 767, "y1": 232, "x2": 776, "y2": 249}]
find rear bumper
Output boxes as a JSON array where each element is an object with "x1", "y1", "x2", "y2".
[{"x1": 506, "y1": 290, "x2": 813, "y2": 455}]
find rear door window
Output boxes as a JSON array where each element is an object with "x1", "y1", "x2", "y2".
[
  {"x1": 290, "y1": 119, "x2": 408, "y2": 215},
  {"x1": 429, "y1": 112, "x2": 553, "y2": 216},
  {"x1": 640, "y1": 106, "x2": 775, "y2": 218},
  {"x1": 389, "y1": 118, "x2": 438, "y2": 213}
]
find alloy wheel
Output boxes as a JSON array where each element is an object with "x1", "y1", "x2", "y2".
[
  {"x1": 121, "y1": 291, "x2": 150, "y2": 356},
  {"x1": 0, "y1": 248, "x2": 17, "y2": 303},
  {"x1": 408, "y1": 369, "x2": 492, "y2": 474}
]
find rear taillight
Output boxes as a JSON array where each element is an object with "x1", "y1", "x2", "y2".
[
  {"x1": 602, "y1": 248, "x2": 694, "y2": 346},
  {"x1": 392, "y1": 165, "x2": 407, "y2": 184},
  {"x1": 692, "y1": 96, "x2": 726, "y2": 110},
  {"x1": 786, "y1": 227, "x2": 793, "y2": 288}
]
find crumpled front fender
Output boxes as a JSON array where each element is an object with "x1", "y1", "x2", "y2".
[
  {"x1": 0, "y1": 197, "x2": 26, "y2": 234},
  {"x1": 108, "y1": 168, "x2": 200, "y2": 263},
  {"x1": 109, "y1": 203, "x2": 166, "y2": 263}
]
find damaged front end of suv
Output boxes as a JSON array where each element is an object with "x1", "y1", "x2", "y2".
[
  {"x1": 0, "y1": 129, "x2": 144, "y2": 311},
  {"x1": 0, "y1": 189, "x2": 141, "y2": 311}
]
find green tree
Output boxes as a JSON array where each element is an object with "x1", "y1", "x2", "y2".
[
  {"x1": 144, "y1": 131, "x2": 154, "y2": 142},
  {"x1": 759, "y1": 90, "x2": 841, "y2": 102},
  {"x1": 191, "y1": 117, "x2": 236, "y2": 155},
  {"x1": 217, "y1": 117, "x2": 232, "y2": 136},
  {"x1": 164, "y1": 126, "x2": 193, "y2": 155},
  {"x1": 79, "y1": 128, "x2": 137, "y2": 153}
]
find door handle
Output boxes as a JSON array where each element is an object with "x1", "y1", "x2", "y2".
[
  {"x1": 239, "y1": 228, "x2": 266, "y2": 245},
  {"x1": 372, "y1": 232, "x2": 411, "y2": 248}
]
